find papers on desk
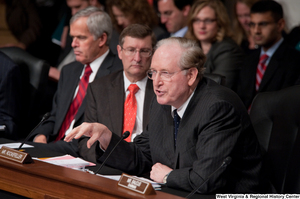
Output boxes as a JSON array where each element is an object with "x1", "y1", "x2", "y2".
[
  {"x1": 97, "y1": 174, "x2": 161, "y2": 190},
  {"x1": 0, "y1": 143, "x2": 34, "y2": 149},
  {"x1": 38, "y1": 155, "x2": 96, "y2": 169}
]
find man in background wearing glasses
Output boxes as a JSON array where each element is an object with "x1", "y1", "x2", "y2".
[
  {"x1": 66, "y1": 37, "x2": 270, "y2": 193},
  {"x1": 237, "y1": 0, "x2": 300, "y2": 110},
  {"x1": 77, "y1": 24, "x2": 155, "y2": 162}
]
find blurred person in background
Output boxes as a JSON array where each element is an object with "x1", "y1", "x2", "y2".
[
  {"x1": 106, "y1": 0, "x2": 169, "y2": 54},
  {"x1": 0, "y1": 0, "x2": 41, "y2": 50},
  {"x1": 186, "y1": 0, "x2": 244, "y2": 91},
  {"x1": 157, "y1": 0, "x2": 192, "y2": 37},
  {"x1": 237, "y1": 0, "x2": 300, "y2": 109},
  {"x1": 232, "y1": 0, "x2": 259, "y2": 54}
]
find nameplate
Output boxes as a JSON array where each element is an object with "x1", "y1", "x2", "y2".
[
  {"x1": 0, "y1": 146, "x2": 33, "y2": 164},
  {"x1": 118, "y1": 173, "x2": 156, "y2": 195}
]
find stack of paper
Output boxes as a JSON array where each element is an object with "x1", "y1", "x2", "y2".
[{"x1": 40, "y1": 155, "x2": 96, "y2": 169}]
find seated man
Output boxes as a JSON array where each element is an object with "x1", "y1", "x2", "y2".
[
  {"x1": 30, "y1": 7, "x2": 122, "y2": 155},
  {"x1": 66, "y1": 37, "x2": 269, "y2": 193},
  {"x1": 237, "y1": 0, "x2": 300, "y2": 109},
  {"x1": 0, "y1": 52, "x2": 22, "y2": 140},
  {"x1": 78, "y1": 24, "x2": 156, "y2": 162}
]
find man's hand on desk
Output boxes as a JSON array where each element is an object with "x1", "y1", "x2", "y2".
[
  {"x1": 150, "y1": 163, "x2": 173, "y2": 183},
  {"x1": 64, "y1": 122, "x2": 112, "y2": 150},
  {"x1": 34, "y1": 134, "x2": 47, "y2": 143}
]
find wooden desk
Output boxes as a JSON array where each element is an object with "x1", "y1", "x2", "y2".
[{"x1": 0, "y1": 158, "x2": 184, "y2": 199}]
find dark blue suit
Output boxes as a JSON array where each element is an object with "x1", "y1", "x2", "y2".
[{"x1": 0, "y1": 51, "x2": 22, "y2": 140}]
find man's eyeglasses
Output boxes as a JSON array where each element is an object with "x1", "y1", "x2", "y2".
[
  {"x1": 121, "y1": 47, "x2": 152, "y2": 57},
  {"x1": 192, "y1": 18, "x2": 217, "y2": 25},
  {"x1": 147, "y1": 69, "x2": 187, "y2": 81},
  {"x1": 158, "y1": 11, "x2": 173, "y2": 18},
  {"x1": 249, "y1": 21, "x2": 275, "y2": 29}
]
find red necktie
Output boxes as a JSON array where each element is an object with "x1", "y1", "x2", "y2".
[
  {"x1": 122, "y1": 84, "x2": 139, "y2": 142},
  {"x1": 256, "y1": 54, "x2": 269, "y2": 91},
  {"x1": 56, "y1": 64, "x2": 92, "y2": 141}
]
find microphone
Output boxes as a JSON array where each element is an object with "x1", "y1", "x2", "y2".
[
  {"x1": 186, "y1": 157, "x2": 232, "y2": 198},
  {"x1": 94, "y1": 131, "x2": 130, "y2": 175},
  {"x1": 18, "y1": 112, "x2": 51, "y2": 150}
]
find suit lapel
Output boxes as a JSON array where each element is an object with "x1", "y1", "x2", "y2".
[
  {"x1": 259, "y1": 42, "x2": 285, "y2": 91},
  {"x1": 109, "y1": 72, "x2": 125, "y2": 136},
  {"x1": 174, "y1": 80, "x2": 204, "y2": 169},
  {"x1": 161, "y1": 105, "x2": 176, "y2": 167},
  {"x1": 95, "y1": 50, "x2": 115, "y2": 79},
  {"x1": 58, "y1": 62, "x2": 84, "y2": 128},
  {"x1": 142, "y1": 79, "x2": 155, "y2": 130}
]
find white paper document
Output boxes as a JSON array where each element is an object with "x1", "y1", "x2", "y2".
[
  {"x1": 0, "y1": 143, "x2": 34, "y2": 149},
  {"x1": 38, "y1": 155, "x2": 96, "y2": 169}
]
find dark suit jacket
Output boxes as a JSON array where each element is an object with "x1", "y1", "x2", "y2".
[
  {"x1": 237, "y1": 40, "x2": 300, "y2": 108},
  {"x1": 78, "y1": 70, "x2": 155, "y2": 162},
  {"x1": 204, "y1": 37, "x2": 244, "y2": 91},
  {"x1": 98, "y1": 78, "x2": 265, "y2": 193},
  {"x1": 31, "y1": 50, "x2": 122, "y2": 142},
  {"x1": 0, "y1": 52, "x2": 22, "y2": 140}
]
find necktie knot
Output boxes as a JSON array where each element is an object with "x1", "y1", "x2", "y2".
[
  {"x1": 128, "y1": 84, "x2": 139, "y2": 94},
  {"x1": 84, "y1": 64, "x2": 92, "y2": 76},
  {"x1": 173, "y1": 109, "x2": 180, "y2": 123},
  {"x1": 259, "y1": 54, "x2": 269, "y2": 65}
]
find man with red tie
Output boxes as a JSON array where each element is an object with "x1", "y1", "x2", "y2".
[
  {"x1": 77, "y1": 24, "x2": 156, "y2": 162},
  {"x1": 30, "y1": 7, "x2": 122, "y2": 154},
  {"x1": 237, "y1": 0, "x2": 300, "y2": 109}
]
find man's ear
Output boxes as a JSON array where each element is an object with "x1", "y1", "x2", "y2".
[
  {"x1": 187, "y1": 67, "x2": 198, "y2": 86},
  {"x1": 98, "y1": 33, "x2": 108, "y2": 48},
  {"x1": 277, "y1": 18, "x2": 285, "y2": 33},
  {"x1": 117, "y1": 45, "x2": 123, "y2": 60},
  {"x1": 182, "y1": 5, "x2": 191, "y2": 17}
]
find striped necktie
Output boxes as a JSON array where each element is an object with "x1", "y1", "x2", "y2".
[
  {"x1": 256, "y1": 54, "x2": 269, "y2": 91},
  {"x1": 55, "y1": 64, "x2": 92, "y2": 141}
]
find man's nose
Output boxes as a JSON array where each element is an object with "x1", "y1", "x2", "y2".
[
  {"x1": 133, "y1": 51, "x2": 142, "y2": 62},
  {"x1": 160, "y1": 15, "x2": 167, "y2": 24},
  {"x1": 71, "y1": 37, "x2": 77, "y2": 48}
]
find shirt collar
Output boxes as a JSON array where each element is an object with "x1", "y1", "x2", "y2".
[
  {"x1": 123, "y1": 72, "x2": 148, "y2": 93},
  {"x1": 170, "y1": 26, "x2": 188, "y2": 38},
  {"x1": 261, "y1": 37, "x2": 284, "y2": 58},
  {"x1": 171, "y1": 90, "x2": 195, "y2": 119},
  {"x1": 86, "y1": 49, "x2": 109, "y2": 73}
]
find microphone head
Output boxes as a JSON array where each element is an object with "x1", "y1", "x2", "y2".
[
  {"x1": 122, "y1": 131, "x2": 130, "y2": 139},
  {"x1": 223, "y1": 157, "x2": 232, "y2": 167},
  {"x1": 42, "y1": 112, "x2": 51, "y2": 120}
]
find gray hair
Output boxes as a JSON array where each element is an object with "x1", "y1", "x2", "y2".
[
  {"x1": 70, "y1": 6, "x2": 113, "y2": 45},
  {"x1": 155, "y1": 37, "x2": 206, "y2": 78}
]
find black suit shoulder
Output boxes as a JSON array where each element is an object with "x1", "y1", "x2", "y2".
[
  {"x1": 205, "y1": 37, "x2": 244, "y2": 90},
  {"x1": 0, "y1": 52, "x2": 22, "y2": 139}
]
